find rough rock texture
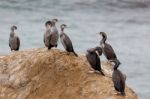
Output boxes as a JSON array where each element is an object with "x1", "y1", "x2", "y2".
[{"x1": 0, "y1": 48, "x2": 138, "y2": 99}]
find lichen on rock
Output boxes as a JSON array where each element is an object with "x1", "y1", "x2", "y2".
[{"x1": 0, "y1": 48, "x2": 138, "y2": 99}]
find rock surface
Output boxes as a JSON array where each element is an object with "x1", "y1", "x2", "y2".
[{"x1": 0, "y1": 48, "x2": 138, "y2": 99}]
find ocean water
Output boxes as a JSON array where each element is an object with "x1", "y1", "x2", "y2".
[{"x1": 0, "y1": 0, "x2": 150, "y2": 98}]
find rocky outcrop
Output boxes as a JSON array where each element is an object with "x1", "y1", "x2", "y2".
[{"x1": 0, "y1": 48, "x2": 138, "y2": 99}]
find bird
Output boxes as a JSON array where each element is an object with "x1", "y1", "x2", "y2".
[
  {"x1": 60, "y1": 24, "x2": 78, "y2": 56},
  {"x1": 9, "y1": 25, "x2": 20, "y2": 51},
  {"x1": 48, "y1": 18, "x2": 59, "y2": 49},
  {"x1": 110, "y1": 59, "x2": 126, "y2": 96},
  {"x1": 86, "y1": 46, "x2": 104, "y2": 75},
  {"x1": 44, "y1": 21, "x2": 52, "y2": 48},
  {"x1": 99, "y1": 32, "x2": 117, "y2": 61}
]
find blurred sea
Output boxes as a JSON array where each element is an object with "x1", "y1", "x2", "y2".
[{"x1": 0, "y1": 0, "x2": 150, "y2": 98}]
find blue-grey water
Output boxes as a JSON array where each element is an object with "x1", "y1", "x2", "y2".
[{"x1": 0, "y1": 0, "x2": 150, "y2": 98}]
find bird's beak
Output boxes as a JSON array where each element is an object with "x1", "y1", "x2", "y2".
[
  {"x1": 95, "y1": 51, "x2": 99, "y2": 56},
  {"x1": 109, "y1": 60, "x2": 113, "y2": 63},
  {"x1": 66, "y1": 26, "x2": 71, "y2": 28},
  {"x1": 96, "y1": 33, "x2": 101, "y2": 35},
  {"x1": 119, "y1": 62, "x2": 122, "y2": 65},
  {"x1": 52, "y1": 19, "x2": 58, "y2": 22},
  {"x1": 109, "y1": 60, "x2": 112, "y2": 62}
]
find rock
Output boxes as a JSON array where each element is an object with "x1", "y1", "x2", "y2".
[{"x1": 0, "y1": 48, "x2": 138, "y2": 99}]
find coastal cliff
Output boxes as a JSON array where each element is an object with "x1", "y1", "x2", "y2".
[{"x1": 0, "y1": 48, "x2": 138, "y2": 99}]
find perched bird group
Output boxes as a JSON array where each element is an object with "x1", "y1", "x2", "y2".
[
  {"x1": 9, "y1": 19, "x2": 77, "y2": 56},
  {"x1": 86, "y1": 32, "x2": 126, "y2": 96},
  {"x1": 8, "y1": 18, "x2": 126, "y2": 96}
]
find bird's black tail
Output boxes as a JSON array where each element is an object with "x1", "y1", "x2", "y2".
[
  {"x1": 48, "y1": 44, "x2": 52, "y2": 50},
  {"x1": 73, "y1": 51, "x2": 78, "y2": 57},
  {"x1": 100, "y1": 70, "x2": 105, "y2": 76}
]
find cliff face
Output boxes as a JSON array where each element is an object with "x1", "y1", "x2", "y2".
[{"x1": 0, "y1": 48, "x2": 138, "y2": 99}]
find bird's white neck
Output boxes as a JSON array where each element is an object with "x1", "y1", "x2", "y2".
[
  {"x1": 46, "y1": 25, "x2": 51, "y2": 31},
  {"x1": 10, "y1": 31, "x2": 16, "y2": 37}
]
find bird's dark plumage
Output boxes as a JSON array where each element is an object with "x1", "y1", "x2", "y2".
[
  {"x1": 9, "y1": 25, "x2": 20, "y2": 51},
  {"x1": 86, "y1": 47, "x2": 104, "y2": 75},
  {"x1": 111, "y1": 59, "x2": 126, "y2": 96},
  {"x1": 60, "y1": 24, "x2": 78, "y2": 56},
  {"x1": 48, "y1": 19, "x2": 59, "y2": 49},
  {"x1": 99, "y1": 32, "x2": 117, "y2": 60},
  {"x1": 44, "y1": 21, "x2": 52, "y2": 48},
  {"x1": 16, "y1": 37, "x2": 20, "y2": 50}
]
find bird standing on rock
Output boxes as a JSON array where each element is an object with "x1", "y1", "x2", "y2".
[
  {"x1": 110, "y1": 59, "x2": 126, "y2": 96},
  {"x1": 44, "y1": 21, "x2": 52, "y2": 48},
  {"x1": 86, "y1": 46, "x2": 104, "y2": 75},
  {"x1": 48, "y1": 19, "x2": 59, "y2": 49},
  {"x1": 9, "y1": 25, "x2": 20, "y2": 51},
  {"x1": 60, "y1": 24, "x2": 78, "y2": 56},
  {"x1": 99, "y1": 32, "x2": 117, "y2": 61}
]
